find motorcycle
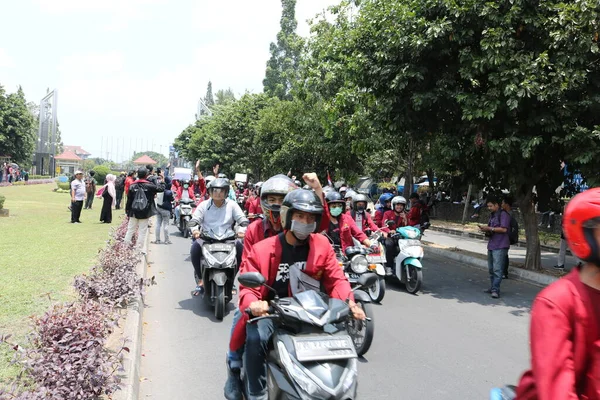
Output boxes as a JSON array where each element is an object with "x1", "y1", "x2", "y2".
[
  {"x1": 188, "y1": 221, "x2": 237, "y2": 320},
  {"x1": 362, "y1": 231, "x2": 387, "y2": 303},
  {"x1": 178, "y1": 198, "x2": 195, "y2": 238},
  {"x1": 490, "y1": 385, "x2": 516, "y2": 400},
  {"x1": 237, "y1": 271, "x2": 378, "y2": 399},
  {"x1": 388, "y1": 225, "x2": 425, "y2": 294}
]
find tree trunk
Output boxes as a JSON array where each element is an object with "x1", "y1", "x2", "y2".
[
  {"x1": 462, "y1": 184, "x2": 473, "y2": 224},
  {"x1": 402, "y1": 137, "x2": 414, "y2": 198},
  {"x1": 518, "y1": 183, "x2": 543, "y2": 271}
]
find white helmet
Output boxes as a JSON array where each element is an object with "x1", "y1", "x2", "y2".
[
  {"x1": 204, "y1": 175, "x2": 216, "y2": 186},
  {"x1": 391, "y1": 196, "x2": 407, "y2": 207}
]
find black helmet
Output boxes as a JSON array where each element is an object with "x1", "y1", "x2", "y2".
[
  {"x1": 325, "y1": 191, "x2": 345, "y2": 205},
  {"x1": 260, "y1": 174, "x2": 297, "y2": 215},
  {"x1": 209, "y1": 177, "x2": 230, "y2": 192},
  {"x1": 280, "y1": 189, "x2": 324, "y2": 230}
]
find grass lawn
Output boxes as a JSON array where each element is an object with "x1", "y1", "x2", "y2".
[{"x1": 0, "y1": 183, "x2": 125, "y2": 384}]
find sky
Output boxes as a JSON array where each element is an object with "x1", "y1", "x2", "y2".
[{"x1": 0, "y1": 0, "x2": 339, "y2": 162}]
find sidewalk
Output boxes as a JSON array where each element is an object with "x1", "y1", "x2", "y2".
[{"x1": 423, "y1": 230, "x2": 580, "y2": 273}]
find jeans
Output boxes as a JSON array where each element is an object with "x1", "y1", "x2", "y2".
[
  {"x1": 155, "y1": 208, "x2": 170, "y2": 242},
  {"x1": 125, "y1": 217, "x2": 150, "y2": 254},
  {"x1": 115, "y1": 190, "x2": 124, "y2": 209},
  {"x1": 227, "y1": 308, "x2": 244, "y2": 369},
  {"x1": 245, "y1": 319, "x2": 275, "y2": 398},
  {"x1": 488, "y1": 248, "x2": 508, "y2": 294},
  {"x1": 558, "y1": 238, "x2": 567, "y2": 266},
  {"x1": 85, "y1": 192, "x2": 94, "y2": 209},
  {"x1": 71, "y1": 200, "x2": 83, "y2": 222},
  {"x1": 174, "y1": 205, "x2": 180, "y2": 224}
]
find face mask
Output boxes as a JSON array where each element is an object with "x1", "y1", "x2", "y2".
[
  {"x1": 184, "y1": 185, "x2": 189, "y2": 189},
  {"x1": 330, "y1": 206, "x2": 343, "y2": 217},
  {"x1": 356, "y1": 206, "x2": 365, "y2": 213},
  {"x1": 290, "y1": 220, "x2": 316, "y2": 241}
]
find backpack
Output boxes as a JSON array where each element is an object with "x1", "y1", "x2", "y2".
[
  {"x1": 131, "y1": 186, "x2": 149, "y2": 217},
  {"x1": 115, "y1": 177, "x2": 125, "y2": 191},
  {"x1": 85, "y1": 177, "x2": 94, "y2": 193},
  {"x1": 506, "y1": 211, "x2": 519, "y2": 245}
]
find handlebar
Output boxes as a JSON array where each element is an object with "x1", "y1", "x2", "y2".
[{"x1": 245, "y1": 306, "x2": 276, "y2": 324}]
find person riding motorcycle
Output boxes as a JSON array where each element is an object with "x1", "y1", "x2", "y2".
[
  {"x1": 350, "y1": 193, "x2": 380, "y2": 234},
  {"x1": 246, "y1": 181, "x2": 263, "y2": 222},
  {"x1": 407, "y1": 192, "x2": 426, "y2": 227},
  {"x1": 325, "y1": 191, "x2": 377, "y2": 252},
  {"x1": 374, "y1": 192, "x2": 394, "y2": 227},
  {"x1": 174, "y1": 179, "x2": 195, "y2": 225},
  {"x1": 189, "y1": 178, "x2": 249, "y2": 296},
  {"x1": 515, "y1": 188, "x2": 600, "y2": 399},
  {"x1": 382, "y1": 196, "x2": 409, "y2": 275},
  {"x1": 226, "y1": 189, "x2": 366, "y2": 400},
  {"x1": 344, "y1": 189, "x2": 357, "y2": 212}
]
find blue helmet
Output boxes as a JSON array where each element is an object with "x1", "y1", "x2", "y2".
[{"x1": 379, "y1": 193, "x2": 394, "y2": 207}]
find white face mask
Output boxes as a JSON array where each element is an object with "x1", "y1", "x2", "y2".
[{"x1": 290, "y1": 220, "x2": 316, "y2": 241}]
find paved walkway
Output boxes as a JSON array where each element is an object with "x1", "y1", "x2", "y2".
[{"x1": 423, "y1": 230, "x2": 580, "y2": 272}]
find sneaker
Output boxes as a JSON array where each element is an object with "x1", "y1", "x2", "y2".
[
  {"x1": 151, "y1": 240, "x2": 162, "y2": 244},
  {"x1": 164, "y1": 240, "x2": 172, "y2": 244},
  {"x1": 224, "y1": 360, "x2": 243, "y2": 400},
  {"x1": 491, "y1": 291, "x2": 500, "y2": 299},
  {"x1": 553, "y1": 264, "x2": 565, "y2": 270},
  {"x1": 385, "y1": 267, "x2": 393, "y2": 276}
]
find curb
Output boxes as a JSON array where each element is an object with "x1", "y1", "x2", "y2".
[
  {"x1": 113, "y1": 228, "x2": 149, "y2": 400},
  {"x1": 424, "y1": 244, "x2": 558, "y2": 287},
  {"x1": 429, "y1": 225, "x2": 571, "y2": 256}
]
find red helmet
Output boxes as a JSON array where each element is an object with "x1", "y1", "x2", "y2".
[{"x1": 563, "y1": 188, "x2": 600, "y2": 261}]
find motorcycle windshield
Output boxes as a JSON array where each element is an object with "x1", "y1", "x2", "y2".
[
  {"x1": 293, "y1": 290, "x2": 329, "y2": 319},
  {"x1": 202, "y1": 226, "x2": 236, "y2": 241}
]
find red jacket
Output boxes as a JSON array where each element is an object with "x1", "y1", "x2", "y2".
[
  {"x1": 516, "y1": 269, "x2": 600, "y2": 400},
  {"x1": 374, "y1": 208, "x2": 389, "y2": 227},
  {"x1": 382, "y1": 210, "x2": 408, "y2": 231},
  {"x1": 327, "y1": 213, "x2": 368, "y2": 252},
  {"x1": 350, "y1": 210, "x2": 379, "y2": 233},
  {"x1": 175, "y1": 186, "x2": 195, "y2": 201},
  {"x1": 230, "y1": 233, "x2": 354, "y2": 351},
  {"x1": 242, "y1": 218, "x2": 279, "y2": 265},
  {"x1": 124, "y1": 176, "x2": 134, "y2": 195},
  {"x1": 407, "y1": 202, "x2": 424, "y2": 226}
]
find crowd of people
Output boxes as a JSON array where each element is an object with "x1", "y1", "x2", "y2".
[{"x1": 1, "y1": 162, "x2": 29, "y2": 183}]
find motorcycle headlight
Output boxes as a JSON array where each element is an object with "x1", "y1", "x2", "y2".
[
  {"x1": 350, "y1": 256, "x2": 369, "y2": 274},
  {"x1": 277, "y1": 342, "x2": 330, "y2": 399},
  {"x1": 404, "y1": 246, "x2": 424, "y2": 259}
]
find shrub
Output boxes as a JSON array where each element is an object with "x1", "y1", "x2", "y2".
[
  {"x1": 57, "y1": 182, "x2": 71, "y2": 190},
  {"x1": 0, "y1": 301, "x2": 122, "y2": 400},
  {"x1": 29, "y1": 175, "x2": 51, "y2": 180},
  {"x1": 0, "y1": 195, "x2": 4, "y2": 210}
]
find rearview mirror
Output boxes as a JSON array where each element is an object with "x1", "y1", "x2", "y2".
[
  {"x1": 357, "y1": 273, "x2": 378, "y2": 288},
  {"x1": 238, "y1": 272, "x2": 266, "y2": 288}
]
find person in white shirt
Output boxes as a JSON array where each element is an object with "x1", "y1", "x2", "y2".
[
  {"x1": 189, "y1": 178, "x2": 249, "y2": 295},
  {"x1": 70, "y1": 171, "x2": 86, "y2": 223}
]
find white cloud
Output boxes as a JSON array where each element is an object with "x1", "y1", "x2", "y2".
[{"x1": 0, "y1": 48, "x2": 15, "y2": 68}]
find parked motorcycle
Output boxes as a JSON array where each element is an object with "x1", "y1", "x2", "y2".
[
  {"x1": 178, "y1": 198, "x2": 195, "y2": 238},
  {"x1": 237, "y1": 271, "x2": 378, "y2": 399},
  {"x1": 188, "y1": 221, "x2": 237, "y2": 320},
  {"x1": 388, "y1": 225, "x2": 425, "y2": 294}
]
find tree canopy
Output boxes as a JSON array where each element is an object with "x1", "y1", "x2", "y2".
[{"x1": 0, "y1": 85, "x2": 37, "y2": 165}]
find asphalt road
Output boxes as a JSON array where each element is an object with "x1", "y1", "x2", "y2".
[{"x1": 139, "y1": 223, "x2": 541, "y2": 399}]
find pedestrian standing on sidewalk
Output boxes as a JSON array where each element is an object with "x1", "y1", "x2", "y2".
[
  {"x1": 501, "y1": 195, "x2": 514, "y2": 279},
  {"x1": 152, "y1": 176, "x2": 174, "y2": 244},
  {"x1": 479, "y1": 196, "x2": 511, "y2": 298},
  {"x1": 70, "y1": 171, "x2": 86, "y2": 223},
  {"x1": 124, "y1": 167, "x2": 165, "y2": 255}
]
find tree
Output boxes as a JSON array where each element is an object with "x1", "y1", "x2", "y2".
[
  {"x1": 307, "y1": 0, "x2": 600, "y2": 270},
  {"x1": 0, "y1": 85, "x2": 36, "y2": 165},
  {"x1": 204, "y1": 81, "x2": 214, "y2": 107},
  {"x1": 130, "y1": 151, "x2": 169, "y2": 168},
  {"x1": 215, "y1": 89, "x2": 236, "y2": 105},
  {"x1": 263, "y1": 0, "x2": 303, "y2": 100}
]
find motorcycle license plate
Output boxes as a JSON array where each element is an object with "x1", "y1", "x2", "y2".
[
  {"x1": 208, "y1": 243, "x2": 234, "y2": 252},
  {"x1": 292, "y1": 335, "x2": 357, "y2": 362},
  {"x1": 366, "y1": 255, "x2": 385, "y2": 263},
  {"x1": 346, "y1": 273, "x2": 360, "y2": 281}
]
